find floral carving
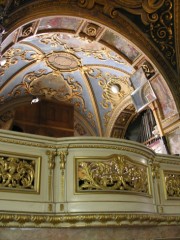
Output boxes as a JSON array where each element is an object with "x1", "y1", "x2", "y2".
[
  {"x1": 164, "y1": 171, "x2": 180, "y2": 198},
  {"x1": 0, "y1": 156, "x2": 35, "y2": 190},
  {"x1": 77, "y1": 155, "x2": 149, "y2": 194}
]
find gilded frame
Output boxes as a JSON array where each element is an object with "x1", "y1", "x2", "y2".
[
  {"x1": 75, "y1": 154, "x2": 152, "y2": 197},
  {"x1": 0, "y1": 151, "x2": 41, "y2": 194},
  {"x1": 162, "y1": 169, "x2": 180, "y2": 200}
]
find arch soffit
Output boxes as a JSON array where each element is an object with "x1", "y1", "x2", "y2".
[
  {"x1": 0, "y1": 0, "x2": 179, "y2": 137},
  {"x1": 3, "y1": 0, "x2": 179, "y2": 104}
]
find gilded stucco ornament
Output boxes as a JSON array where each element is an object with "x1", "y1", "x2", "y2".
[
  {"x1": 58, "y1": 150, "x2": 68, "y2": 171},
  {"x1": 84, "y1": 23, "x2": 99, "y2": 37},
  {"x1": 78, "y1": 0, "x2": 176, "y2": 69},
  {"x1": 0, "y1": 47, "x2": 44, "y2": 76},
  {"x1": 46, "y1": 52, "x2": 81, "y2": 72},
  {"x1": 86, "y1": 68, "x2": 133, "y2": 109},
  {"x1": 8, "y1": 70, "x2": 85, "y2": 107},
  {"x1": 38, "y1": 33, "x2": 126, "y2": 64},
  {"x1": 78, "y1": 0, "x2": 164, "y2": 23}
]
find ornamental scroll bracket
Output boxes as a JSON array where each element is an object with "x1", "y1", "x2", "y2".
[
  {"x1": 46, "y1": 149, "x2": 57, "y2": 208},
  {"x1": 78, "y1": 0, "x2": 165, "y2": 23},
  {"x1": 151, "y1": 162, "x2": 160, "y2": 179},
  {"x1": 78, "y1": 0, "x2": 176, "y2": 69},
  {"x1": 57, "y1": 150, "x2": 68, "y2": 201},
  {"x1": 46, "y1": 150, "x2": 57, "y2": 170},
  {"x1": 58, "y1": 150, "x2": 68, "y2": 172}
]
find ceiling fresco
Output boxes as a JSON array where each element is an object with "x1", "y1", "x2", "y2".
[{"x1": 1, "y1": 15, "x2": 176, "y2": 137}]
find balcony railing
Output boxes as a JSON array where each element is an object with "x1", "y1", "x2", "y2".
[{"x1": 0, "y1": 130, "x2": 180, "y2": 227}]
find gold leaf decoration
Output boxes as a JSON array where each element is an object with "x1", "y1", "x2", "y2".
[
  {"x1": 0, "y1": 156, "x2": 35, "y2": 190},
  {"x1": 148, "y1": 0, "x2": 175, "y2": 67},
  {"x1": 164, "y1": 171, "x2": 180, "y2": 198},
  {"x1": 77, "y1": 154, "x2": 149, "y2": 194},
  {"x1": 78, "y1": 0, "x2": 176, "y2": 68},
  {"x1": 0, "y1": 48, "x2": 44, "y2": 76},
  {"x1": 38, "y1": 33, "x2": 126, "y2": 64},
  {"x1": 86, "y1": 68, "x2": 133, "y2": 109}
]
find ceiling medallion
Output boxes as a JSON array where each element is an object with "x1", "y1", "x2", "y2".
[{"x1": 46, "y1": 52, "x2": 81, "y2": 72}]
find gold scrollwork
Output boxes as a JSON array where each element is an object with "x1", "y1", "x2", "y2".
[
  {"x1": 148, "y1": 0, "x2": 175, "y2": 67},
  {"x1": 142, "y1": 61, "x2": 155, "y2": 79},
  {"x1": 78, "y1": 0, "x2": 165, "y2": 22},
  {"x1": 22, "y1": 26, "x2": 33, "y2": 37},
  {"x1": 77, "y1": 154, "x2": 149, "y2": 195},
  {"x1": 86, "y1": 68, "x2": 133, "y2": 109},
  {"x1": 0, "y1": 48, "x2": 44, "y2": 76},
  {"x1": 164, "y1": 171, "x2": 180, "y2": 198},
  {"x1": 74, "y1": 123, "x2": 87, "y2": 135},
  {"x1": 85, "y1": 23, "x2": 98, "y2": 37},
  {"x1": 78, "y1": 0, "x2": 175, "y2": 68},
  {"x1": 38, "y1": 33, "x2": 126, "y2": 65},
  {"x1": 0, "y1": 153, "x2": 40, "y2": 193}
]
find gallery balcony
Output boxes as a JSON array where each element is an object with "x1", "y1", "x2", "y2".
[{"x1": 0, "y1": 130, "x2": 180, "y2": 228}]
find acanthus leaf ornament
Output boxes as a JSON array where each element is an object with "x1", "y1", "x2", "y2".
[
  {"x1": 78, "y1": 0, "x2": 165, "y2": 23},
  {"x1": 148, "y1": 0, "x2": 175, "y2": 67},
  {"x1": 77, "y1": 154, "x2": 149, "y2": 195},
  {"x1": 164, "y1": 171, "x2": 180, "y2": 198},
  {"x1": 0, "y1": 155, "x2": 36, "y2": 191}
]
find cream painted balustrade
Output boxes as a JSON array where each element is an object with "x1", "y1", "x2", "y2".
[{"x1": 0, "y1": 130, "x2": 180, "y2": 227}]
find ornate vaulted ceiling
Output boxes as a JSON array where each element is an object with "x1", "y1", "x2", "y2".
[
  {"x1": 0, "y1": 0, "x2": 179, "y2": 137},
  {"x1": 0, "y1": 16, "x2": 140, "y2": 136}
]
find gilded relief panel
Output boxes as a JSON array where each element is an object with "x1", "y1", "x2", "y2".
[
  {"x1": 76, "y1": 154, "x2": 150, "y2": 196},
  {"x1": 0, "y1": 152, "x2": 41, "y2": 193},
  {"x1": 163, "y1": 170, "x2": 180, "y2": 199}
]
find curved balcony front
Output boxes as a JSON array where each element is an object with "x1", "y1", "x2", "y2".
[{"x1": 0, "y1": 130, "x2": 180, "y2": 227}]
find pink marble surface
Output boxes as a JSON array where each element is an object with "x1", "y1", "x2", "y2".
[{"x1": 0, "y1": 226, "x2": 180, "y2": 240}]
